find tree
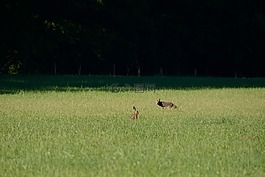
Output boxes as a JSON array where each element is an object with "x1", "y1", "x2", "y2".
[{"x1": 1, "y1": 0, "x2": 265, "y2": 76}]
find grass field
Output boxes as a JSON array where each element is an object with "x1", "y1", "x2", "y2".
[{"x1": 0, "y1": 75, "x2": 265, "y2": 176}]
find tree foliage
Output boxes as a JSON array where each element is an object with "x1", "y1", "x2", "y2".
[{"x1": 1, "y1": 0, "x2": 265, "y2": 76}]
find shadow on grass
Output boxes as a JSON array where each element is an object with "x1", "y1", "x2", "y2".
[{"x1": 1, "y1": 75, "x2": 265, "y2": 94}]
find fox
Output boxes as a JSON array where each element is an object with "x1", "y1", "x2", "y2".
[
  {"x1": 130, "y1": 106, "x2": 139, "y2": 119},
  {"x1": 156, "y1": 99, "x2": 177, "y2": 109}
]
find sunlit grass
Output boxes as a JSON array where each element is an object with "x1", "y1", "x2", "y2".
[{"x1": 0, "y1": 88, "x2": 265, "y2": 176}]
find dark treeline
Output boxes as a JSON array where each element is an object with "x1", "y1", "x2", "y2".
[{"x1": 1, "y1": 0, "x2": 265, "y2": 76}]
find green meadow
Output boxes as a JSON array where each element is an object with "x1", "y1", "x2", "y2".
[{"x1": 0, "y1": 76, "x2": 265, "y2": 176}]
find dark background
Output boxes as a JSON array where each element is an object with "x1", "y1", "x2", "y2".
[{"x1": 1, "y1": 0, "x2": 265, "y2": 77}]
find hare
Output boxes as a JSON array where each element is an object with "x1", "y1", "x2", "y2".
[
  {"x1": 156, "y1": 99, "x2": 177, "y2": 109},
  {"x1": 130, "y1": 106, "x2": 139, "y2": 119}
]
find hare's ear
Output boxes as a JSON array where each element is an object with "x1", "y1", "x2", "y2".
[{"x1": 133, "y1": 106, "x2": 136, "y2": 111}]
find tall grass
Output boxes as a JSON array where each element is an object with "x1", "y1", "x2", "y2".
[
  {"x1": 1, "y1": 87, "x2": 264, "y2": 177},
  {"x1": 1, "y1": 75, "x2": 265, "y2": 93}
]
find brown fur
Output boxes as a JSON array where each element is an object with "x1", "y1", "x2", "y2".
[
  {"x1": 130, "y1": 106, "x2": 139, "y2": 119},
  {"x1": 156, "y1": 99, "x2": 177, "y2": 109}
]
